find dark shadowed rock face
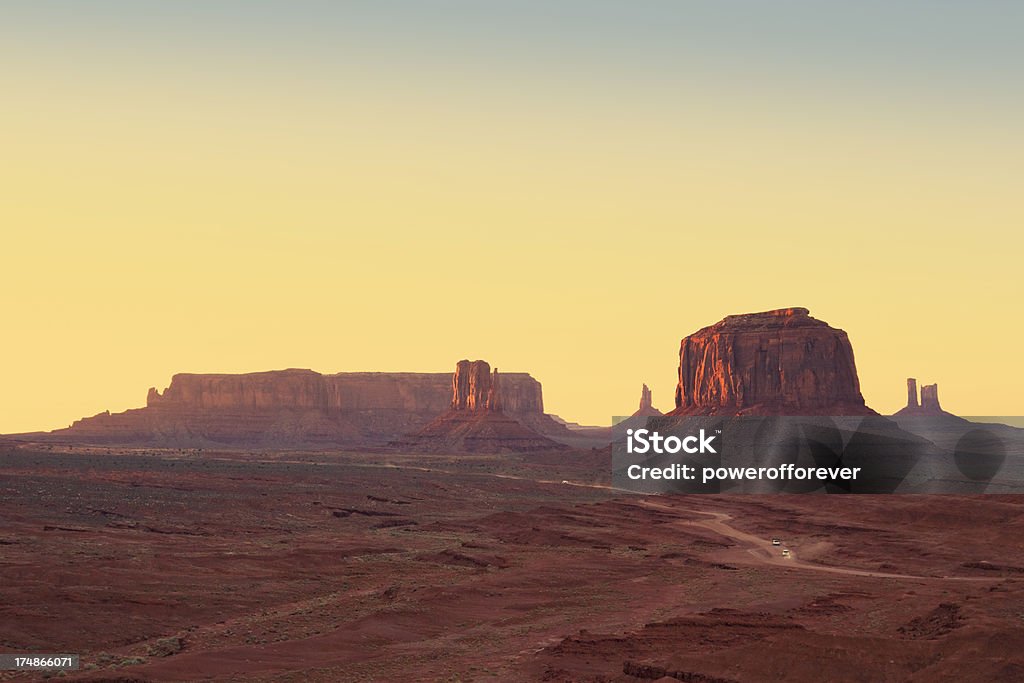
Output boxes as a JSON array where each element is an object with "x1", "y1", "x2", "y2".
[
  {"x1": 906, "y1": 378, "x2": 920, "y2": 409},
  {"x1": 670, "y1": 308, "x2": 874, "y2": 416},
  {"x1": 895, "y1": 378, "x2": 952, "y2": 417},
  {"x1": 487, "y1": 368, "x2": 502, "y2": 411},
  {"x1": 608, "y1": 384, "x2": 664, "y2": 437}
]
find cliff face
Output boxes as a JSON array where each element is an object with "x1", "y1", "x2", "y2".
[
  {"x1": 670, "y1": 308, "x2": 874, "y2": 416},
  {"x1": 921, "y1": 384, "x2": 941, "y2": 412},
  {"x1": 56, "y1": 366, "x2": 550, "y2": 446},
  {"x1": 144, "y1": 369, "x2": 542, "y2": 415},
  {"x1": 148, "y1": 369, "x2": 329, "y2": 410},
  {"x1": 451, "y1": 360, "x2": 493, "y2": 411}
]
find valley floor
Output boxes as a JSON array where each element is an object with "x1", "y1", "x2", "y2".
[{"x1": 1, "y1": 443, "x2": 1023, "y2": 682}]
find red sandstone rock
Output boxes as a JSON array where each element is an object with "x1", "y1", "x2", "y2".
[
  {"x1": 400, "y1": 410, "x2": 566, "y2": 454},
  {"x1": 487, "y1": 369, "x2": 502, "y2": 412},
  {"x1": 398, "y1": 361, "x2": 567, "y2": 453},
  {"x1": 608, "y1": 384, "x2": 664, "y2": 437},
  {"x1": 49, "y1": 367, "x2": 555, "y2": 447},
  {"x1": 669, "y1": 308, "x2": 874, "y2": 416},
  {"x1": 635, "y1": 384, "x2": 663, "y2": 418},
  {"x1": 451, "y1": 360, "x2": 493, "y2": 411},
  {"x1": 145, "y1": 369, "x2": 543, "y2": 415},
  {"x1": 894, "y1": 378, "x2": 953, "y2": 417}
]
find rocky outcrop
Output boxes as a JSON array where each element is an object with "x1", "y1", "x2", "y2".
[
  {"x1": 609, "y1": 384, "x2": 665, "y2": 437},
  {"x1": 50, "y1": 366, "x2": 557, "y2": 447},
  {"x1": 669, "y1": 308, "x2": 874, "y2": 416},
  {"x1": 894, "y1": 378, "x2": 953, "y2": 417},
  {"x1": 906, "y1": 378, "x2": 919, "y2": 409},
  {"x1": 486, "y1": 368, "x2": 502, "y2": 411},
  {"x1": 451, "y1": 360, "x2": 493, "y2": 411},
  {"x1": 635, "y1": 384, "x2": 663, "y2": 417},
  {"x1": 397, "y1": 360, "x2": 567, "y2": 453}
]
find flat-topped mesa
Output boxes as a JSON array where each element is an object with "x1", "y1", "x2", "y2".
[
  {"x1": 147, "y1": 369, "x2": 329, "y2": 410},
  {"x1": 139, "y1": 368, "x2": 543, "y2": 416},
  {"x1": 53, "y1": 366, "x2": 554, "y2": 447},
  {"x1": 669, "y1": 308, "x2": 875, "y2": 416}
]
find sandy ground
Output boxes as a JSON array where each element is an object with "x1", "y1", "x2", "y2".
[{"x1": 2, "y1": 442, "x2": 1024, "y2": 682}]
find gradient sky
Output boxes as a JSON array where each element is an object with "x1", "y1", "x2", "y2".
[{"x1": 2, "y1": 1, "x2": 1022, "y2": 432}]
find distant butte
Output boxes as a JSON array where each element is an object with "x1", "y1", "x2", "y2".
[
  {"x1": 634, "y1": 384, "x2": 663, "y2": 418},
  {"x1": 894, "y1": 378, "x2": 956, "y2": 418},
  {"x1": 669, "y1": 308, "x2": 875, "y2": 416},
  {"x1": 395, "y1": 360, "x2": 568, "y2": 453}
]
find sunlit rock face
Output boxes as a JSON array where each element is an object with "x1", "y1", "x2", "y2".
[{"x1": 670, "y1": 308, "x2": 875, "y2": 417}]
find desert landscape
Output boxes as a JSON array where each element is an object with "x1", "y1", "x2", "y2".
[
  {"x1": 2, "y1": 441, "x2": 1024, "y2": 682},
  {"x1": 3, "y1": 309, "x2": 1024, "y2": 681},
  {"x1": 5, "y1": 4, "x2": 1022, "y2": 680}
]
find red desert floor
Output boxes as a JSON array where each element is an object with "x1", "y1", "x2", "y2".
[{"x1": 2, "y1": 443, "x2": 1023, "y2": 682}]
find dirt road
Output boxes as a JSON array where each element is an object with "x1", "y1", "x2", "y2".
[{"x1": 637, "y1": 499, "x2": 998, "y2": 582}]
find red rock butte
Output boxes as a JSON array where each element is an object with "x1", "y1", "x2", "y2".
[
  {"x1": 397, "y1": 360, "x2": 568, "y2": 453},
  {"x1": 669, "y1": 307, "x2": 875, "y2": 416}
]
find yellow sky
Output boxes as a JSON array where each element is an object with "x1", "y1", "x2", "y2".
[{"x1": 2, "y1": 19, "x2": 1022, "y2": 432}]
